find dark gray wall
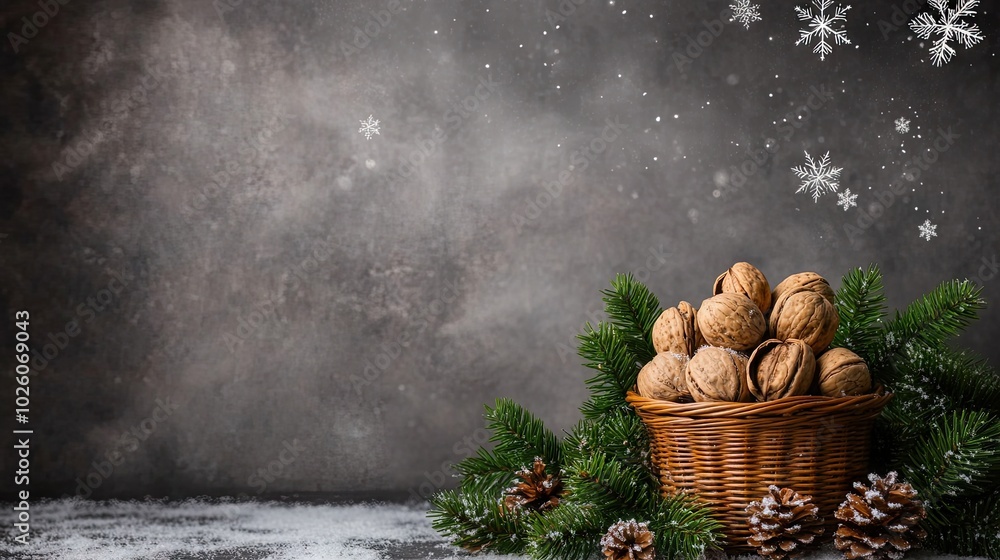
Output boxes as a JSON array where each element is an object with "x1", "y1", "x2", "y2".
[{"x1": 1, "y1": 0, "x2": 998, "y2": 500}]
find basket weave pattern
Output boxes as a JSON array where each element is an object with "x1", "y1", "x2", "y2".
[{"x1": 626, "y1": 390, "x2": 893, "y2": 551}]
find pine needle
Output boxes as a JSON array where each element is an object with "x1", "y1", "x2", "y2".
[
  {"x1": 832, "y1": 264, "x2": 887, "y2": 365},
  {"x1": 602, "y1": 273, "x2": 662, "y2": 364}
]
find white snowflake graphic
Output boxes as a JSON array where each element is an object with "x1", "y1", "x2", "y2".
[
  {"x1": 794, "y1": 0, "x2": 852, "y2": 61},
  {"x1": 837, "y1": 188, "x2": 858, "y2": 211},
  {"x1": 359, "y1": 115, "x2": 380, "y2": 140},
  {"x1": 909, "y1": 0, "x2": 983, "y2": 66},
  {"x1": 894, "y1": 117, "x2": 911, "y2": 134},
  {"x1": 791, "y1": 151, "x2": 843, "y2": 203},
  {"x1": 729, "y1": 0, "x2": 762, "y2": 29},
  {"x1": 918, "y1": 219, "x2": 938, "y2": 241}
]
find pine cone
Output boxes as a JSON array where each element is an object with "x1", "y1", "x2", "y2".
[
  {"x1": 834, "y1": 472, "x2": 928, "y2": 560},
  {"x1": 503, "y1": 457, "x2": 562, "y2": 512},
  {"x1": 746, "y1": 486, "x2": 825, "y2": 559},
  {"x1": 600, "y1": 519, "x2": 655, "y2": 560}
]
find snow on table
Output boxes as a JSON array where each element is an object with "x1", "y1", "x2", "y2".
[{"x1": 0, "y1": 499, "x2": 988, "y2": 560}]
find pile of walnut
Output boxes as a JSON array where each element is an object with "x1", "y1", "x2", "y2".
[{"x1": 637, "y1": 262, "x2": 873, "y2": 403}]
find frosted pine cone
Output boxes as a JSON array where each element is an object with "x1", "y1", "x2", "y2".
[
  {"x1": 503, "y1": 457, "x2": 562, "y2": 512},
  {"x1": 834, "y1": 472, "x2": 927, "y2": 560},
  {"x1": 746, "y1": 485, "x2": 825, "y2": 559},
  {"x1": 600, "y1": 519, "x2": 655, "y2": 560}
]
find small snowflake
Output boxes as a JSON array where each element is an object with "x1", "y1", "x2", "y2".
[
  {"x1": 791, "y1": 150, "x2": 843, "y2": 202},
  {"x1": 837, "y1": 188, "x2": 858, "y2": 211},
  {"x1": 358, "y1": 115, "x2": 380, "y2": 140},
  {"x1": 918, "y1": 219, "x2": 938, "y2": 241},
  {"x1": 894, "y1": 117, "x2": 911, "y2": 134},
  {"x1": 794, "y1": 0, "x2": 852, "y2": 61},
  {"x1": 909, "y1": 0, "x2": 983, "y2": 66},
  {"x1": 729, "y1": 0, "x2": 762, "y2": 29}
]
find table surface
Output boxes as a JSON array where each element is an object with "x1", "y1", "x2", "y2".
[{"x1": 0, "y1": 498, "x2": 986, "y2": 560}]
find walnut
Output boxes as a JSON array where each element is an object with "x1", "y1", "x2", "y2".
[
  {"x1": 771, "y1": 272, "x2": 835, "y2": 307},
  {"x1": 714, "y1": 262, "x2": 772, "y2": 313},
  {"x1": 685, "y1": 346, "x2": 752, "y2": 402},
  {"x1": 747, "y1": 338, "x2": 816, "y2": 401},
  {"x1": 768, "y1": 290, "x2": 839, "y2": 354},
  {"x1": 816, "y1": 347, "x2": 872, "y2": 397},
  {"x1": 697, "y1": 293, "x2": 766, "y2": 352},
  {"x1": 652, "y1": 301, "x2": 703, "y2": 357},
  {"x1": 637, "y1": 352, "x2": 689, "y2": 401}
]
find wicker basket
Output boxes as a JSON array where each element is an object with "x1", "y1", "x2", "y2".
[{"x1": 626, "y1": 388, "x2": 892, "y2": 552}]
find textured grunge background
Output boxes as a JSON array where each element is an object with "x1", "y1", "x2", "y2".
[{"x1": 0, "y1": 0, "x2": 998, "y2": 499}]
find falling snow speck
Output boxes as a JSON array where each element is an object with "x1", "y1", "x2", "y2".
[
  {"x1": 837, "y1": 188, "x2": 858, "y2": 211},
  {"x1": 918, "y1": 219, "x2": 938, "y2": 241},
  {"x1": 895, "y1": 117, "x2": 911, "y2": 134},
  {"x1": 730, "y1": 0, "x2": 762, "y2": 29},
  {"x1": 794, "y1": 0, "x2": 852, "y2": 61},
  {"x1": 792, "y1": 150, "x2": 843, "y2": 202},
  {"x1": 359, "y1": 115, "x2": 380, "y2": 140}
]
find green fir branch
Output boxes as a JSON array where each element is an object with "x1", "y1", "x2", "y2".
[
  {"x1": 871, "y1": 403, "x2": 941, "y2": 475},
  {"x1": 454, "y1": 398, "x2": 562, "y2": 495},
  {"x1": 924, "y1": 491, "x2": 1000, "y2": 559},
  {"x1": 564, "y1": 452, "x2": 655, "y2": 511},
  {"x1": 832, "y1": 264, "x2": 887, "y2": 364},
  {"x1": 578, "y1": 322, "x2": 643, "y2": 419},
  {"x1": 454, "y1": 447, "x2": 520, "y2": 495},
  {"x1": 526, "y1": 493, "x2": 720, "y2": 560},
  {"x1": 526, "y1": 502, "x2": 610, "y2": 560},
  {"x1": 428, "y1": 489, "x2": 532, "y2": 554},
  {"x1": 645, "y1": 496, "x2": 723, "y2": 560},
  {"x1": 881, "y1": 280, "x2": 984, "y2": 359},
  {"x1": 602, "y1": 273, "x2": 662, "y2": 364},
  {"x1": 563, "y1": 411, "x2": 652, "y2": 474},
  {"x1": 902, "y1": 410, "x2": 1000, "y2": 506},
  {"x1": 894, "y1": 344, "x2": 1000, "y2": 415},
  {"x1": 488, "y1": 398, "x2": 562, "y2": 466}
]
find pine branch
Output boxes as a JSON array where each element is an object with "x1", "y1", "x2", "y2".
[
  {"x1": 646, "y1": 496, "x2": 723, "y2": 560},
  {"x1": 454, "y1": 399, "x2": 562, "y2": 495},
  {"x1": 881, "y1": 279, "x2": 984, "y2": 359},
  {"x1": 832, "y1": 264, "x2": 887, "y2": 365},
  {"x1": 902, "y1": 410, "x2": 1000, "y2": 506},
  {"x1": 894, "y1": 344, "x2": 1000, "y2": 414},
  {"x1": 527, "y1": 491, "x2": 721, "y2": 560},
  {"x1": 924, "y1": 491, "x2": 1000, "y2": 559},
  {"x1": 564, "y1": 452, "x2": 655, "y2": 511},
  {"x1": 563, "y1": 411, "x2": 652, "y2": 475},
  {"x1": 488, "y1": 398, "x2": 563, "y2": 466},
  {"x1": 602, "y1": 273, "x2": 661, "y2": 364},
  {"x1": 525, "y1": 502, "x2": 609, "y2": 560},
  {"x1": 454, "y1": 447, "x2": 520, "y2": 495},
  {"x1": 428, "y1": 489, "x2": 532, "y2": 554},
  {"x1": 578, "y1": 322, "x2": 643, "y2": 419}
]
